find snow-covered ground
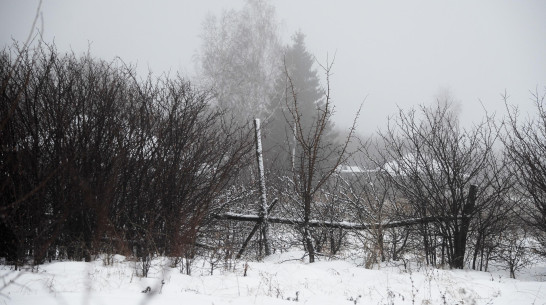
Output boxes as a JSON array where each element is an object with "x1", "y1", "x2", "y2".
[{"x1": 1, "y1": 251, "x2": 545, "y2": 304}]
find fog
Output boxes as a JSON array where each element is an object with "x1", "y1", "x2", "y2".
[{"x1": 1, "y1": 0, "x2": 545, "y2": 133}]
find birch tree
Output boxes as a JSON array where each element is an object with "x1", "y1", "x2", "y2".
[{"x1": 197, "y1": 0, "x2": 282, "y2": 123}]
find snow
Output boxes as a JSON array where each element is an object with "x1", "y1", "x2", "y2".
[
  {"x1": 2, "y1": 252, "x2": 544, "y2": 304},
  {"x1": 220, "y1": 212, "x2": 449, "y2": 230},
  {"x1": 337, "y1": 165, "x2": 366, "y2": 173}
]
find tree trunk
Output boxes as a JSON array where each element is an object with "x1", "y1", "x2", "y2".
[
  {"x1": 304, "y1": 195, "x2": 315, "y2": 263},
  {"x1": 452, "y1": 185, "x2": 477, "y2": 269}
]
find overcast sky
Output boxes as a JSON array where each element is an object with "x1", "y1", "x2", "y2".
[{"x1": 1, "y1": 0, "x2": 545, "y2": 133}]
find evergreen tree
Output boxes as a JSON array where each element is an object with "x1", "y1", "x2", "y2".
[
  {"x1": 265, "y1": 33, "x2": 351, "y2": 263},
  {"x1": 265, "y1": 32, "x2": 325, "y2": 167}
]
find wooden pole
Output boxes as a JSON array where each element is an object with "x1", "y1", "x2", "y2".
[
  {"x1": 235, "y1": 198, "x2": 278, "y2": 259},
  {"x1": 254, "y1": 118, "x2": 271, "y2": 256}
]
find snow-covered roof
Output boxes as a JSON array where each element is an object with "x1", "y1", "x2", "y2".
[
  {"x1": 336, "y1": 165, "x2": 377, "y2": 174},
  {"x1": 382, "y1": 153, "x2": 442, "y2": 176}
]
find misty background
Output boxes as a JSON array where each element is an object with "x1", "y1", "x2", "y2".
[
  {"x1": 2, "y1": 0, "x2": 546, "y2": 290},
  {"x1": 2, "y1": 0, "x2": 544, "y2": 133}
]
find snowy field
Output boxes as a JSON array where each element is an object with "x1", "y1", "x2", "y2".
[{"x1": 1, "y1": 252, "x2": 545, "y2": 305}]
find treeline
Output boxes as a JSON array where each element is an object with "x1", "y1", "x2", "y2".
[
  {"x1": 1, "y1": 42, "x2": 545, "y2": 280},
  {"x1": 255, "y1": 96, "x2": 545, "y2": 278},
  {"x1": 0, "y1": 44, "x2": 253, "y2": 268},
  {"x1": 191, "y1": 0, "x2": 546, "y2": 279}
]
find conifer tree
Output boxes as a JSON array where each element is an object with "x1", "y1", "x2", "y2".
[{"x1": 265, "y1": 32, "x2": 327, "y2": 167}]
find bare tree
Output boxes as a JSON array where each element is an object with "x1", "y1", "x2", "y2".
[
  {"x1": 376, "y1": 100, "x2": 510, "y2": 269},
  {"x1": 282, "y1": 59, "x2": 358, "y2": 262},
  {"x1": 336, "y1": 154, "x2": 412, "y2": 265},
  {"x1": 0, "y1": 42, "x2": 254, "y2": 269},
  {"x1": 503, "y1": 90, "x2": 546, "y2": 255},
  {"x1": 496, "y1": 218, "x2": 534, "y2": 279},
  {"x1": 197, "y1": 0, "x2": 282, "y2": 123}
]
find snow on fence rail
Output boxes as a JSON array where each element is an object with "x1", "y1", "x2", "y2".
[{"x1": 215, "y1": 212, "x2": 463, "y2": 230}]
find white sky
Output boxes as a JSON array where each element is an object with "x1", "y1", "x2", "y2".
[{"x1": 1, "y1": 0, "x2": 545, "y2": 133}]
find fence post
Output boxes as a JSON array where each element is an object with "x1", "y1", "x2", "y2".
[{"x1": 254, "y1": 118, "x2": 271, "y2": 256}]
